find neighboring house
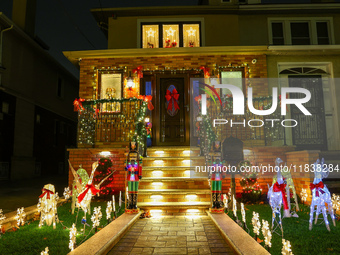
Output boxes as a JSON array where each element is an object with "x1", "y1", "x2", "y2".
[
  {"x1": 65, "y1": 0, "x2": 340, "y2": 211},
  {"x1": 0, "y1": 2, "x2": 78, "y2": 180}
]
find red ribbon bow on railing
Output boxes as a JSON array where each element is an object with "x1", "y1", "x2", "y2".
[
  {"x1": 310, "y1": 181, "x2": 325, "y2": 197},
  {"x1": 77, "y1": 184, "x2": 100, "y2": 203},
  {"x1": 138, "y1": 95, "x2": 154, "y2": 110},
  {"x1": 132, "y1": 66, "x2": 143, "y2": 79},
  {"x1": 73, "y1": 98, "x2": 85, "y2": 112},
  {"x1": 39, "y1": 188, "x2": 54, "y2": 200},
  {"x1": 165, "y1": 89, "x2": 180, "y2": 111},
  {"x1": 273, "y1": 182, "x2": 289, "y2": 210},
  {"x1": 199, "y1": 66, "x2": 210, "y2": 78}
]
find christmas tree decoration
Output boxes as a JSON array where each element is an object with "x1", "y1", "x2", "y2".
[
  {"x1": 282, "y1": 239, "x2": 294, "y2": 255},
  {"x1": 40, "y1": 247, "x2": 49, "y2": 255},
  {"x1": 106, "y1": 201, "x2": 112, "y2": 220},
  {"x1": 38, "y1": 184, "x2": 59, "y2": 229},
  {"x1": 251, "y1": 211, "x2": 261, "y2": 238},
  {"x1": 0, "y1": 209, "x2": 6, "y2": 234},
  {"x1": 239, "y1": 161, "x2": 262, "y2": 203},
  {"x1": 15, "y1": 207, "x2": 26, "y2": 227},
  {"x1": 93, "y1": 158, "x2": 114, "y2": 199},
  {"x1": 309, "y1": 158, "x2": 336, "y2": 231},
  {"x1": 91, "y1": 206, "x2": 102, "y2": 228},
  {"x1": 301, "y1": 189, "x2": 308, "y2": 204},
  {"x1": 63, "y1": 187, "x2": 71, "y2": 200},
  {"x1": 69, "y1": 223, "x2": 77, "y2": 251},
  {"x1": 262, "y1": 220, "x2": 272, "y2": 248}
]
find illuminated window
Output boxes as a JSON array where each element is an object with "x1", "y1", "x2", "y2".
[
  {"x1": 163, "y1": 24, "x2": 179, "y2": 48},
  {"x1": 183, "y1": 24, "x2": 200, "y2": 47},
  {"x1": 221, "y1": 71, "x2": 243, "y2": 96},
  {"x1": 142, "y1": 25, "x2": 159, "y2": 48},
  {"x1": 99, "y1": 73, "x2": 122, "y2": 112},
  {"x1": 141, "y1": 22, "x2": 201, "y2": 48}
]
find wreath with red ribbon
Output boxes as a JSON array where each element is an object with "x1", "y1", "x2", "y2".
[{"x1": 165, "y1": 88, "x2": 180, "y2": 115}]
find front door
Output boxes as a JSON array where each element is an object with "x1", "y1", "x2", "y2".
[
  {"x1": 289, "y1": 75, "x2": 327, "y2": 150},
  {"x1": 156, "y1": 74, "x2": 189, "y2": 145}
]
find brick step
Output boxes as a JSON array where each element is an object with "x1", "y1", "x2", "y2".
[
  {"x1": 138, "y1": 189, "x2": 211, "y2": 194},
  {"x1": 143, "y1": 166, "x2": 195, "y2": 170},
  {"x1": 141, "y1": 177, "x2": 207, "y2": 181},
  {"x1": 147, "y1": 147, "x2": 200, "y2": 157},
  {"x1": 138, "y1": 193, "x2": 210, "y2": 203},
  {"x1": 143, "y1": 169, "x2": 207, "y2": 178},
  {"x1": 137, "y1": 201, "x2": 210, "y2": 210},
  {"x1": 143, "y1": 157, "x2": 205, "y2": 167},
  {"x1": 139, "y1": 179, "x2": 210, "y2": 190}
]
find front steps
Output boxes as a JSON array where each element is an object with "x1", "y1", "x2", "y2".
[{"x1": 138, "y1": 146, "x2": 211, "y2": 215}]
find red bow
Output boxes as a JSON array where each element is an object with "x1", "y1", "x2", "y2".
[
  {"x1": 165, "y1": 89, "x2": 180, "y2": 111},
  {"x1": 199, "y1": 66, "x2": 210, "y2": 78},
  {"x1": 273, "y1": 182, "x2": 289, "y2": 210},
  {"x1": 93, "y1": 108, "x2": 100, "y2": 119},
  {"x1": 39, "y1": 188, "x2": 54, "y2": 200},
  {"x1": 138, "y1": 95, "x2": 154, "y2": 110},
  {"x1": 132, "y1": 66, "x2": 143, "y2": 79},
  {"x1": 310, "y1": 182, "x2": 325, "y2": 197},
  {"x1": 73, "y1": 98, "x2": 85, "y2": 112},
  {"x1": 77, "y1": 184, "x2": 100, "y2": 203}
]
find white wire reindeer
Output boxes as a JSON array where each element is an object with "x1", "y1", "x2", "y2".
[
  {"x1": 68, "y1": 160, "x2": 115, "y2": 217},
  {"x1": 37, "y1": 184, "x2": 59, "y2": 229},
  {"x1": 309, "y1": 158, "x2": 336, "y2": 231},
  {"x1": 267, "y1": 158, "x2": 288, "y2": 235}
]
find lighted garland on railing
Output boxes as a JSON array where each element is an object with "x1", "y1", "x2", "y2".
[
  {"x1": 198, "y1": 114, "x2": 216, "y2": 157},
  {"x1": 74, "y1": 98, "x2": 148, "y2": 146}
]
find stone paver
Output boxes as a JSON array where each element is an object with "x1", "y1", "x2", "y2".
[{"x1": 108, "y1": 215, "x2": 233, "y2": 255}]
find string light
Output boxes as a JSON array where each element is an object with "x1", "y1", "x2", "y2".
[
  {"x1": 233, "y1": 196, "x2": 237, "y2": 219},
  {"x1": 241, "y1": 203, "x2": 246, "y2": 223},
  {"x1": 40, "y1": 247, "x2": 49, "y2": 255},
  {"x1": 63, "y1": 187, "x2": 71, "y2": 200},
  {"x1": 186, "y1": 27, "x2": 196, "y2": 37},
  {"x1": 262, "y1": 220, "x2": 272, "y2": 248},
  {"x1": 165, "y1": 27, "x2": 176, "y2": 37},
  {"x1": 15, "y1": 207, "x2": 26, "y2": 227},
  {"x1": 301, "y1": 188, "x2": 308, "y2": 203},
  {"x1": 106, "y1": 201, "x2": 113, "y2": 220},
  {"x1": 146, "y1": 28, "x2": 156, "y2": 37},
  {"x1": 69, "y1": 223, "x2": 77, "y2": 251}
]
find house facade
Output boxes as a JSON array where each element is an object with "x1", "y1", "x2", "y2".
[{"x1": 65, "y1": 1, "x2": 340, "y2": 212}]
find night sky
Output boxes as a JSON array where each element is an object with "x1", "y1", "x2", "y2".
[{"x1": 0, "y1": 0, "x2": 199, "y2": 78}]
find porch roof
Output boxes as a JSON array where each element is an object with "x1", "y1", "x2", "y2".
[{"x1": 63, "y1": 45, "x2": 340, "y2": 67}]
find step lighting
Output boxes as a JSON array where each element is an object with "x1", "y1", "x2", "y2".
[
  {"x1": 151, "y1": 195, "x2": 163, "y2": 199},
  {"x1": 186, "y1": 195, "x2": 197, "y2": 201},
  {"x1": 152, "y1": 182, "x2": 163, "y2": 186},
  {"x1": 150, "y1": 209, "x2": 163, "y2": 218},
  {"x1": 183, "y1": 150, "x2": 191, "y2": 154},
  {"x1": 155, "y1": 151, "x2": 164, "y2": 154},
  {"x1": 187, "y1": 209, "x2": 199, "y2": 213},
  {"x1": 184, "y1": 170, "x2": 191, "y2": 177},
  {"x1": 182, "y1": 160, "x2": 191, "y2": 163},
  {"x1": 154, "y1": 160, "x2": 164, "y2": 165}
]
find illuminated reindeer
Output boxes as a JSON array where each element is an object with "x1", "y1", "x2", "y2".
[
  {"x1": 309, "y1": 158, "x2": 336, "y2": 231},
  {"x1": 68, "y1": 160, "x2": 114, "y2": 217},
  {"x1": 267, "y1": 158, "x2": 289, "y2": 235}
]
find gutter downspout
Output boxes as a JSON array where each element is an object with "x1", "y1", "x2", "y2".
[{"x1": 0, "y1": 25, "x2": 14, "y2": 88}]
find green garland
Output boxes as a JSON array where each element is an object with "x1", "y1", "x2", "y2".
[{"x1": 199, "y1": 114, "x2": 216, "y2": 157}]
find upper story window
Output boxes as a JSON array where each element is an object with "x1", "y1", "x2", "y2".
[
  {"x1": 269, "y1": 18, "x2": 333, "y2": 45},
  {"x1": 141, "y1": 22, "x2": 201, "y2": 48}
]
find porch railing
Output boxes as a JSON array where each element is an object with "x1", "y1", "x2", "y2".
[{"x1": 76, "y1": 98, "x2": 147, "y2": 148}]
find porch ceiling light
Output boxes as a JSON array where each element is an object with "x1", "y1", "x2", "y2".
[{"x1": 127, "y1": 71, "x2": 134, "y2": 88}]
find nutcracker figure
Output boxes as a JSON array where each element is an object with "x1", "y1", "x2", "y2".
[
  {"x1": 125, "y1": 142, "x2": 142, "y2": 211},
  {"x1": 210, "y1": 159, "x2": 225, "y2": 209}
]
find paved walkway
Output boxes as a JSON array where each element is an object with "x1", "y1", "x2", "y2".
[{"x1": 108, "y1": 215, "x2": 233, "y2": 255}]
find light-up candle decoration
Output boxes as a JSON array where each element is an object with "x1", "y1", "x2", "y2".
[
  {"x1": 119, "y1": 191, "x2": 122, "y2": 208},
  {"x1": 106, "y1": 201, "x2": 112, "y2": 220},
  {"x1": 233, "y1": 195, "x2": 237, "y2": 219},
  {"x1": 91, "y1": 206, "x2": 102, "y2": 228},
  {"x1": 262, "y1": 220, "x2": 272, "y2": 248},
  {"x1": 241, "y1": 203, "x2": 246, "y2": 224},
  {"x1": 112, "y1": 195, "x2": 116, "y2": 212},
  {"x1": 282, "y1": 239, "x2": 294, "y2": 255},
  {"x1": 251, "y1": 211, "x2": 261, "y2": 237},
  {"x1": 15, "y1": 207, "x2": 26, "y2": 227},
  {"x1": 69, "y1": 223, "x2": 77, "y2": 251},
  {"x1": 223, "y1": 194, "x2": 228, "y2": 210}
]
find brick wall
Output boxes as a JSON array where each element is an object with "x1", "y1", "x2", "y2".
[{"x1": 68, "y1": 148, "x2": 127, "y2": 195}]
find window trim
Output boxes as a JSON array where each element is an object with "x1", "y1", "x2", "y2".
[
  {"x1": 137, "y1": 18, "x2": 205, "y2": 48},
  {"x1": 268, "y1": 17, "x2": 334, "y2": 45}
]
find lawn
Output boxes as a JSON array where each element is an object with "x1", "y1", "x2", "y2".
[
  {"x1": 0, "y1": 201, "x2": 125, "y2": 255},
  {"x1": 228, "y1": 203, "x2": 340, "y2": 255}
]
